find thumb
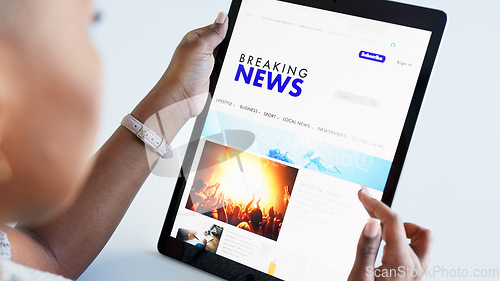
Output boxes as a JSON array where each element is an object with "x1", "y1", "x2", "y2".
[
  {"x1": 348, "y1": 218, "x2": 382, "y2": 281},
  {"x1": 202, "y1": 12, "x2": 229, "y2": 51}
]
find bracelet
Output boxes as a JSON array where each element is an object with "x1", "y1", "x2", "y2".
[{"x1": 121, "y1": 114, "x2": 173, "y2": 159}]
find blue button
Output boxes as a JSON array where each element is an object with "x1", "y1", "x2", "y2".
[{"x1": 359, "y1": 51, "x2": 386, "y2": 63}]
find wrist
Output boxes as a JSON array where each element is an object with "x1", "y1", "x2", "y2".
[
  {"x1": 121, "y1": 114, "x2": 173, "y2": 159},
  {"x1": 130, "y1": 86, "x2": 191, "y2": 144},
  {"x1": 132, "y1": 82, "x2": 191, "y2": 124}
]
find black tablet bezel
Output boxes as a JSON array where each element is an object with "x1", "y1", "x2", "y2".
[{"x1": 158, "y1": 0, "x2": 446, "y2": 280}]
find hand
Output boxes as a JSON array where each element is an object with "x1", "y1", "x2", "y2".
[
  {"x1": 269, "y1": 206, "x2": 276, "y2": 219},
  {"x1": 348, "y1": 187, "x2": 433, "y2": 281},
  {"x1": 132, "y1": 12, "x2": 229, "y2": 124},
  {"x1": 187, "y1": 230, "x2": 197, "y2": 240}
]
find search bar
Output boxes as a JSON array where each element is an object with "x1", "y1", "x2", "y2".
[{"x1": 333, "y1": 90, "x2": 380, "y2": 108}]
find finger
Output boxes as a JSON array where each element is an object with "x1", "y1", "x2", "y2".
[
  {"x1": 201, "y1": 12, "x2": 229, "y2": 51},
  {"x1": 358, "y1": 188, "x2": 375, "y2": 218},
  {"x1": 404, "y1": 223, "x2": 434, "y2": 268},
  {"x1": 348, "y1": 219, "x2": 381, "y2": 281},
  {"x1": 183, "y1": 11, "x2": 228, "y2": 42},
  {"x1": 358, "y1": 187, "x2": 407, "y2": 247},
  {"x1": 192, "y1": 24, "x2": 213, "y2": 37},
  {"x1": 180, "y1": 24, "x2": 212, "y2": 46}
]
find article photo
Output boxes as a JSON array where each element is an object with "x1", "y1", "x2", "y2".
[
  {"x1": 186, "y1": 141, "x2": 298, "y2": 241},
  {"x1": 176, "y1": 224, "x2": 224, "y2": 254}
]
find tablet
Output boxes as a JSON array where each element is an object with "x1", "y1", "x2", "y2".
[{"x1": 158, "y1": 0, "x2": 446, "y2": 280}]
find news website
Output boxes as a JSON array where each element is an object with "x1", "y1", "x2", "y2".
[{"x1": 171, "y1": 0, "x2": 431, "y2": 280}]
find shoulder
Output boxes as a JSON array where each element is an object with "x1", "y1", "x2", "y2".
[
  {"x1": 0, "y1": 226, "x2": 61, "y2": 275},
  {"x1": 1, "y1": 259, "x2": 72, "y2": 281}
]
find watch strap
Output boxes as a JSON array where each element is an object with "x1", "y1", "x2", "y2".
[{"x1": 121, "y1": 114, "x2": 173, "y2": 159}]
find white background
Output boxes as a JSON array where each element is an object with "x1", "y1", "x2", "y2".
[{"x1": 79, "y1": 0, "x2": 500, "y2": 280}]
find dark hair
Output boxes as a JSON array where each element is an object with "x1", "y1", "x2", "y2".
[
  {"x1": 249, "y1": 208, "x2": 263, "y2": 227},
  {"x1": 233, "y1": 205, "x2": 240, "y2": 213}
]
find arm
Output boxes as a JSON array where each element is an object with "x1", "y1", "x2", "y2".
[
  {"x1": 244, "y1": 194, "x2": 255, "y2": 217},
  {"x1": 264, "y1": 206, "x2": 275, "y2": 238},
  {"x1": 273, "y1": 213, "x2": 283, "y2": 240},
  {"x1": 6, "y1": 13, "x2": 228, "y2": 280},
  {"x1": 217, "y1": 204, "x2": 228, "y2": 224},
  {"x1": 203, "y1": 191, "x2": 223, "y2": 212}
]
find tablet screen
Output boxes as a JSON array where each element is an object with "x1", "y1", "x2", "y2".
[{"x1": 169, "y1": 0, "x2": 432, "y2": 280}]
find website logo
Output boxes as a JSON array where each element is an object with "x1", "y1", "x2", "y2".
[
  {"x1": 359, "y1": 51, "x2": 386, "y2": 63},
  {"x1": 234, "y1": 53, "x2": 308, "y2": 97}
]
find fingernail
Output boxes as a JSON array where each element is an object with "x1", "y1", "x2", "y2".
[
  {"x1": 215, "y1": 12, "x2": 227, "y2": 24},
  {"x1": 360, "y1": 184, "x2": 372, "y2": 197},
  {"x1": 364, "y1": 218, "x2": 381, "y2": 238}
]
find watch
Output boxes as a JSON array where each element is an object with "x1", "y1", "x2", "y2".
[{"x1": 121, "y1": 114, "x2": 173, "y2": 159}]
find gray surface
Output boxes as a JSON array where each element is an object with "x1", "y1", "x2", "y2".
[{"x1": 79, "y1": 0, "x2": 500, "y2": 280}]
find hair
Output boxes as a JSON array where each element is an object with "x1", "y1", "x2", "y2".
[
  {"x1": 191, "y1": 179, "x2": 207, "y2": 192},
  {"x1": 249, "y1": 208, "x2": 263, "y2": 227}
]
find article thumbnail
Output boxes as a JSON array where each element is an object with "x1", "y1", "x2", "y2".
[
  {"x1": 176, "y1": 224, "x2": 224, "y2": 254},
  {"x1": 186, "y1": 141, "x2": 298, "y2": 241}
]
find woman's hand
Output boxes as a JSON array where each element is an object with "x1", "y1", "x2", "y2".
[
  {"x1": 348, "y1": 187, "x2": 433, "y2": 281},
  {"x1": 132, "y1": 12, "x2": 229, "y2": 124}
]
